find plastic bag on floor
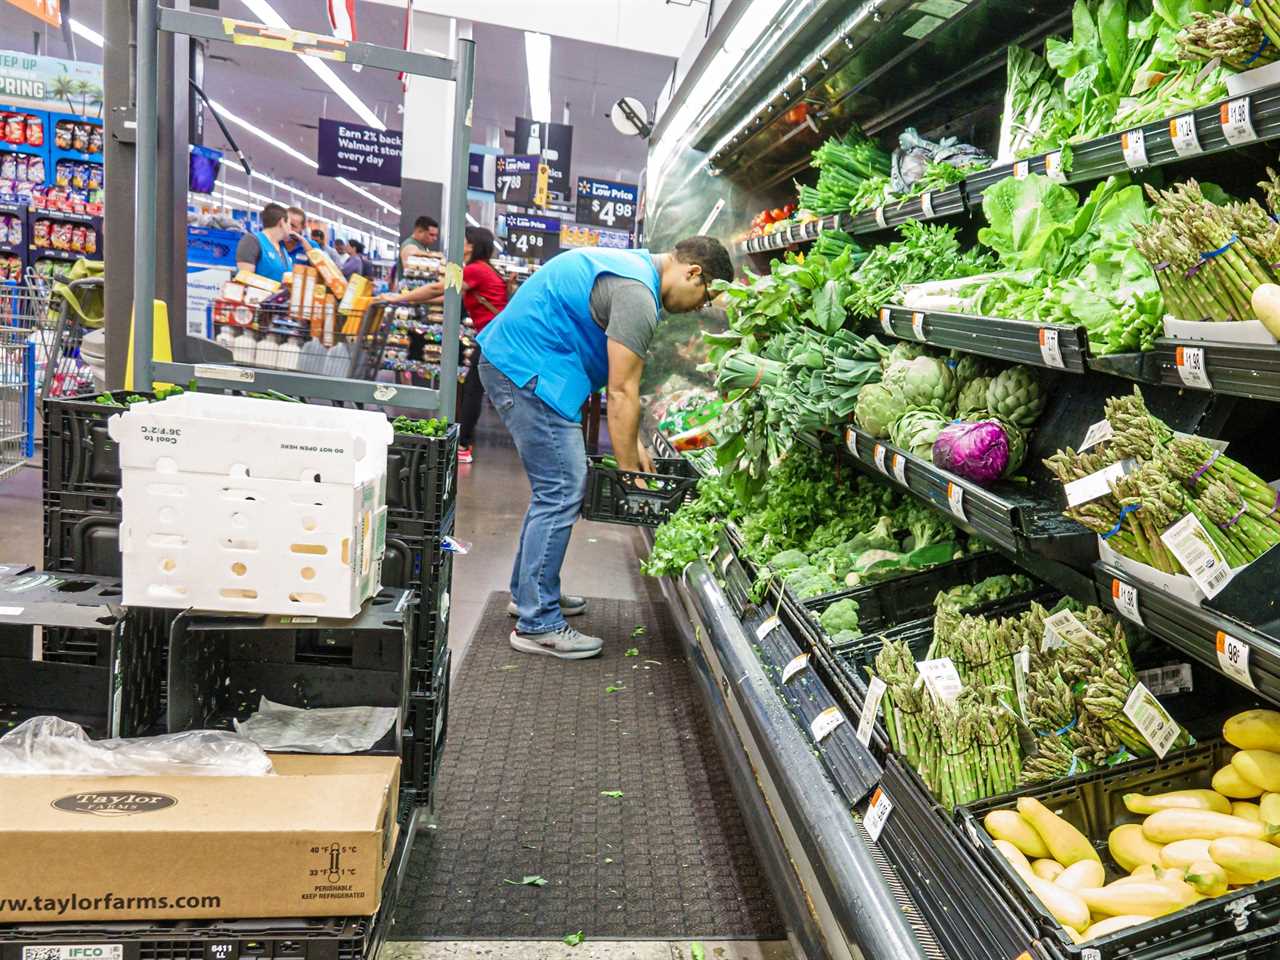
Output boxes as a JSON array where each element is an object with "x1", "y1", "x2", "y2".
[
  {"x1": 0, "y1": 716, "x2": 274, "y2": 776},
  {"x1": 234, "y1": 697, "x2": 397, "y2": 754}
]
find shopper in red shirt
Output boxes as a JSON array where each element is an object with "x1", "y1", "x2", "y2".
[{"x1": 380, "y1": 226, "x2": 508, "y2": 462}]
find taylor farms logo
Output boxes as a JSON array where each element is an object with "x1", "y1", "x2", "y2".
[{"x1": 52, "y1": 792, "x2": 177, "y2": 817}]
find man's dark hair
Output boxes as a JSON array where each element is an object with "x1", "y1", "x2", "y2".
[
  {"x1": 310, "y1": 228, "x2": 326, "y2": 243},
  {"x1": 349, "y1": 240, "x2": 365, "y2": 254},
  {"x1": 465, "y1": 226, "x2": 495, "y2": 263},
  {"x1": 260, "y1": 203, "x2": 287, "y2": 229},
  {"x1": 414, "y1": 216, "x2": 439, "y2": 233},
  {"x1": 673, "y1": 235, "x2": 733, "y2": 284}
]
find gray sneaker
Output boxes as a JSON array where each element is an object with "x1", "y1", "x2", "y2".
[
  {"x1": 509, "y1": 625, "x2": 603, "y2": 660},
  {"x1": 507, "y1": 595, "x2": 587, "y2": 618}
]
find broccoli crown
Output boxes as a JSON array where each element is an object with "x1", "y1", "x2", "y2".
[
  {"x1": 770, "y1": 549, "x2": 810, "y2": 572},
  {"x1": 819, "y1": 597, "x2": 862, "y2": 635}
]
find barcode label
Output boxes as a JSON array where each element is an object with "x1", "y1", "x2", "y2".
[
  {"x1": 1123, "y1": 681, "x2": 1180, "y2": 758},
  {"x1": 1175, "y1": 345, "x2": 1211, "y2": 389},
  {"x1": 811, "y1": 706, "x2": 846, "y2": 742},
  {"x1": 1012, "y1": 160, "x2": 1029, "y2": 179},
  {"x1": 874, "y1": 206, "x2": 888, "y2": 228},
  {"x1": 1169, "y1": 114, "x2": 1202, "y2": 157},
  {"x1": 911, "y1": 312, "x2": 926, "y2": 341},
  {"x1": 1064, "y1": 458, "x2": 1136, "y2": 508},
  {"x1": 1080, "y1": 419, "x2": 1114, "y2": 452},
  {"x1": 1043, "y1": 609, "x2": 1101, "y2": 650},
  {"x1": 756, "y1": 615, "x2": 781, "y2": 641},
  {"x1": 858, "y1": 676, "x2": 887, "y2": 746},
  {"x1": 879, "y1": 307, "x2": 894, "y2": 336},
  {"x1": 864, "y1": 786, "x2": 892, "y2": 842},
  {"x1": 1039, "y1": 328, "x2": 1064, "y2": 368},
  {"x1": 947, "y1": 482, "x2": 966, "y2": 522},
  {"x1": 1014, "y1": 647, "x2": 1031, "y2": 720},
  {"x1": 1161, "y1": 512, "x2": 1234, "y2": 598},
  {"x1": 1221, "y1": 97, "x2": 1257, "y2": 145},
  {"x1": 781, "y1": 652, "x2": 810, "y2": 683},
  {"x1": 1137, "y1": 663, "x2": 1193, "y2": 696},
  {"x1": 721, "y1": 550, "x2": 734, "y2": 574},
  {"x1": 917, "y1": 657, "x2": 963, "y2": 703},
  {"x1": 1217, "y1": 630, "x2": 1256, "y2": 690},
  {"x1": 1044, "y1": 151, "x2": 1067, "y2": 183},
  {"x1": 1121, "y1": 128, "x2": 1148, "y2": 169},
  {"x1": 873, "y1": 443, "x2": 888, "y2": 474},
  {"x1": 892, "y1": 453, "x2": 908, "y2": 485},
  {"x1": 1111, "y1": 578, "x2": 1143, "y2": 625},
  {"x1": 920, "y1": 191, "x2": 935, "y2": 218},
  {"x1": 845, "y1": 427, "x2": 858, "y2": 456}
]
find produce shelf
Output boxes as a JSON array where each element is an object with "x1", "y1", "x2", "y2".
[
  {"x1": 1143, "y1": 337, "x2": 1280, "y2": 403},
  {"x1": 876, "y1": 305, "x2": 1091, "y2": 373},
  {"x1": 740, "y1": 215, "x2": 836, "y2": 255}
]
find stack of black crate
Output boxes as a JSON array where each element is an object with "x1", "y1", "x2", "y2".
[{"x1": 38, "y1": 389, "x2": 459, "y2": 808}]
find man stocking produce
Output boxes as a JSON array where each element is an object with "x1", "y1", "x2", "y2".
[{"x1": 478, "y1": 237, "x2": 733, "y2": 659}]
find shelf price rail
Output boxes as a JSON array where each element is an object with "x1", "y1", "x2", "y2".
[{"x1": 876, "y1": 306, "x2": 1091, "y2": 373}]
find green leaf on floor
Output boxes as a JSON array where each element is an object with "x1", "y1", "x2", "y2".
[
  {"x1": 500, "y1": 875, "x2": 548, "y2": 887},
  {"x1": 606, "y1": 685, "x2": 624, "y2": 693},
  {"x1": 563, "y1": 931, "x2": 585, "y2": 947},
  {"x1": 624, "y1": 647, "x2": 639, "y2": 657},
  {"x1": 691, "y1": 944, "x2": 706, "y2": 960},
  {"x1": 600, "y1": 790, "x2": 624, "y2": 798},
  {"x1": 631, "y1": 625, "x2": 647, "y2": 638}
]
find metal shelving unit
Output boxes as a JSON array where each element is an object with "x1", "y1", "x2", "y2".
[{"x1": 876, "y1": 306, "x2": 1092, "y2": 373}]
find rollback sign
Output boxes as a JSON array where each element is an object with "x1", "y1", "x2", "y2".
[{"x1": 316, "y1": 119, "x2": 403, "y2": 187}]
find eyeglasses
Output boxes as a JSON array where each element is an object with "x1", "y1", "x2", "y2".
[{"x1": 699, "y1": 276, "x2": 715, "y2": 309}]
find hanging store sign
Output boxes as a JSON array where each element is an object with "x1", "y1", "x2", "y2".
[
  {"x1": 5, "y1": 0, "x2": 60, "y2": 27},
  {"x1": 495, "y1": 155, "x2": 538, "y2": 207},
  {"x1": 575, "y1": 177, "x2": 638, "y2": 232},
  {"x1": 505, "y1": 212, "x2": 561, "y2": 263},
  {"x1": 514, "y1": 117, "x2": 573, "y2": 201},
  {"x1": 316, "y1": 118, "x2": 402, "y2": 187},
  {"x1": 0, "y1": 51, "x2": 100, "y2": 112},
  {"x1": 468, "y1": 151, "x2": 496, "y2": 192}
]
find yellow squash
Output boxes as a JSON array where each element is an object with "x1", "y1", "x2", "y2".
[
  {"x1": 1160, "y1": 838, "x2": 1213, "y2": 870},
  {"x1": 993, "y1": 838, "x2": 1032, "y2": 875},
  {"x1": 1233, "y1": 801, "x2": 1263, "y2": 823},
  {"x1": 1184, "y1": 860, "x2": 1228, "y2": 897},
  {"x1": 1032, "y1": 859, "x2": 1065, "y2": 881},
  {"x1": 1083, "y1": 915, "x2": 1150, "y2": 940},
  {"x1": 1208, "y1": 836, "x2": 1280, "y2": 883},
  {"x1": 1056, "y1": 859, "x2": 1106, "y2": 892},
  {"x1": 1141, "y1": 808, "x2": 1278, "y2": 844},
  {"x1": 995, "y1": 836, "x2": 1089, "y2": 931},
  {"x1": 1232, "y1": 750, "x2": 1280, "y2": 793},
  {"x1": 1018, "y1": 796, "x2": 1100, "y2": 866},
  {"x1": 1224, "y1": 709, "x2": 1280, "y2": 751},
  {"x1": 1123, "y1": 789, "x2": 1230, "y2": 815},
  {"x1": 1260, "y1": 793, "x2": 1280, "y2": 824},
  {"x1": 1213, "y1": 763, "x2": 1263, "y2": 799},
  {"x1": 1108, "y1": 823, "x2": 1164, "y2": 873},
  {"x1": 1078, "y1": 879, "x2": 1202, "y2": 918},
  {"x1": 985, "y1": 809, "x2": 1051, "y2": 859}
]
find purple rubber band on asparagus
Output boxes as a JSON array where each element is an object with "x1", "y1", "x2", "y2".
[
  {"x1": 1221, "y1": 503, "x2": 1247, "y2": 529},
  {"x1": 1191, "y1": 449, "x2": 1221, "y2": 484},
  {"x1": 1102, "y1": 502, "x2": 1141, "y2": 539},
  {"x1": 1186, "y1": 261, "x2": 1203, "y2": 279},
  {"x1": 1270, "y1": 489, "x2": 1280, "y2": 517},
  {"x1": 1153, "y1": 260, "x2": 1170, "y2": 272}
]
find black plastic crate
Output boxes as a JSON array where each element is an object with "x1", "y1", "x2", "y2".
[
  {"x1": 166, "y1": 588, "x2": 413, "y2": 755},
  {"x1": 44, "y1": 505, "x2": 121, "y2": 576},
  {"x1": 403, "y1": 650, "x2": 449, "y2": 806},
  {"x1": 0, "y1": 571, "x2": 166, "y2": 737},
  {"x1": 386, "y1": 423, "x2": 458, "y2": 528},
  {"x1": 383, "y1": 515, "x2": 453, "y2": 681},
  {"x1": 581, "y1": 456, "x2": 698, "y2": 527},
  {"x1": 957, "y1": 740, "x2": 1280, "y2": 960},
  {"x1": 42, "y1": 391, "x2": 138, "y2": 507}
]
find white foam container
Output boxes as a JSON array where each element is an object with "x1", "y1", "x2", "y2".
[
  {"x1": 1163, "y1": 315, "x2": 1278, "y2": 346},
  {"x1": 1099, "y1": 537, "x2": 1244, "y2": 606},
  {"x1": 1227, "y1": 59, "x2": 1280, "y2": 97},
  {"x1": 108, "y1": 393, "x2": 392, "y2": 617}
]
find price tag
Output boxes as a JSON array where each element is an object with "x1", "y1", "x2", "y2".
[
  {"x1": 1080, "y1": 419, "x2": 1115, "y2": 452},
  {"x1": 756, "y1": 614, "x2": 781, "y2": 641},
  {"x1": 874, "y1": 206, "x2": 888, "y2": 229},
  {"x1": 810, "y1": 705, "x2": 846, "y2": 743},
  {"x1": 1121, "y1": 128, "x2": 1148, "y2": 169},
  {"x1": 1137, "y1": 663, "x2": 1193, "y2": 696},
  {"x1": 845, "y1": 427, "x2": 858, "y2": 457},
  {"x1": 1081, "y1": 950, "x2": 1102, "y2": 960},
  {"x1": 1169, "y1": 114, "x2": 1202, "y2": 158},
  {"x1": 917, "y1": 657, "x2": 963, "y2": 703},
  {"x1": 1044, "y1": 151, "x2": 1067, "y2": 183},
  {"x1": 891, "y1": 453, "x2": 908, "y2": 485},
  {"x1": 857, "y1": 676, "x2": 887, "y2": 746},
  {"x1": 1013, "y1": 647, "x2": 1031, "y2": 720},
  {"x1": 721, "y1": 550, "x2": 734, "y2": 574},
  {"x1": 1122, "y1": 681, "x2": 1180, "y2": 758},
  {"x1": 1111, "y1": 578, "x2": 1143, "y2": 626},
  {"x1": 873, "y1": 443, "x2": 888, "y2": 474},
  {"x1": 920, "y1": 191, "x2": 935, "y2": 218},
  {"x1": 1216, "y1": 630, "x2": 1256, "y2": 689},
  {"x1": 1220, "y1": 97, "x2": 1257, "y2": 145},
  {"x1": 864, "y1": 786, "x2": 892, "y2": 842},
  {"x1": 782, "y1": 652, "x2": 810, "y2": 683},
  {"x1": 1064, "y1": 458, "x2": 1137, "y2": 508},
  {"x1": 911, "y1": 311, "x2": 926, "y2": 341},
  {"x1": 1038, "y1": 327, "x2": 1065, "y2": 368},
  {"x1": 1161, "y1": 512, "x2": 1235, "y2": 598},
  {"x1": 1012, "y1": 160, "x2": 1029, "y2": 180},
  {"x1": 1043, "y1": 610, "x2": 1102, "y2": 653},
  {"x1": 947, "y1": 482, "x2": 966, "y2": 522},
  {"x1": 879, "y1": 307, "x2": 894, "y2": 336},
  {"x1": 1175, "y1": 345, "x2": 1211, "y2": 389}
]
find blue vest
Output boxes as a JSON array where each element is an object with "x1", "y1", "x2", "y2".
[
  {"x1": 478, "y1": 248, "x2": 660, "y2": 422},
  {"x1": 253, "y1": 230, "x2": 292, "y2": 282}
]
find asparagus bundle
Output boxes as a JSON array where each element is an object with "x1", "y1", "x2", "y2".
[
  {"x1": 1246, "y1": 0, "x2": 1280, "y2": 53},
  {"x1": 1133, "y1": 181, "x2": 1279, "y2": 322},
  {"x1": 1177, "y1": 11, "x2": 1279, "y2": 70}
]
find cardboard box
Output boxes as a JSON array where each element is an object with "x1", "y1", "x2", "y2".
[
  {"x1": 339, "y1": 274, "x2": 371, "y2": 315},
  {"x1": 0, "y1": 754, "x2": 400, "y2": 922},
  {"x1": 307, "y1": 245, "x2": 348, "y2": 299},
  {"x1": 289, "y1": 263, "x2": 308, "y2": 319},
  {"x1": 234, "y1": 270, "x2": 281, "y2": 293}
]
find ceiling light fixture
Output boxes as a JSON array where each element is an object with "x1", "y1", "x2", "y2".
[{"x1": 524, "y1": 31, "x2": 552, "y2": 124}]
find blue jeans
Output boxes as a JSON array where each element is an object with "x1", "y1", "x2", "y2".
[{"x1": 479, "y1": 358, "x2": 587, "y2": 634}]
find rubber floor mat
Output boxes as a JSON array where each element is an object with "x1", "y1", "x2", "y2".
[{"x1": 395, "y1": 592, "x2": 784, "y2": 940}]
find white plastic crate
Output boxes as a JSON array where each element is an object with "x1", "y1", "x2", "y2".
[{"x1": 107, "y1": 393, "x2": 392, "y2": 617}]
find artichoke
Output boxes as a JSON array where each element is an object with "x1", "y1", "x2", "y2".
[
  {"x1": 883, "y1": 341, "x2": 927, "y2": 370},
  {"x1": 899, "y1": 356, "x2": 959, "y2": 414},
  {"x1": 952, "y1": 353, "x2": 987, "y2": 386},
  {"x1": 854, "y1": 383, "x2": 901, "y2": 438},
  {"x1": 957, "y1": 376, "x2": 993, "y2": 418},
  {"x1": 986, "y1": 365, "x2": 1046, "y2": 427},
  {"x1": 890, "y1": 407, "x2": 948, "y2": 459},
  {"x1": 994, "y1": 417, "x2": 1028, "y2": 476}
]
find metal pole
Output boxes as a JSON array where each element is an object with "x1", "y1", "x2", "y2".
[
  {"x1": 438, "y1": 37, "x2": 474, "y2": 422},
  {"x1": 131, "y1": 0, "x2": 159, "y2": 391}
]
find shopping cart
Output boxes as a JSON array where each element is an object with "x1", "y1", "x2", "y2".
[
  {"x1": 37, "y1": 273, "x2": 102, "y2": 402},
  {"x1": 0, "y1": 283, "x2": 40, "y2": 482}
]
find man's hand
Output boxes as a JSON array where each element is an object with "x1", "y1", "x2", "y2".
[{"x1": 636, "y1": 442, "x2": 654, "y2": 474}]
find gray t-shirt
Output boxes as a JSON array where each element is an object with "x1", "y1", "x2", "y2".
[{"x1": 590, "y1": 264, "x2": 659, "y2": 358}]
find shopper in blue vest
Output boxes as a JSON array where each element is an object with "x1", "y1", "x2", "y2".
[
  {"x1": 478, "y1": 236, "x2": 733, "y2": 660},
  {"x1": 234, "y1": 202, "x2": 293, "y2": 282}
]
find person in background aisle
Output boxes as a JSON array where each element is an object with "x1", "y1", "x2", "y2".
[
  {"x1": 310, "y1": 228, "x2": 343, "y2": 267},
  {"x1": 478, "y1": 236, "x2": 733, "y2": 660},
  {"x1": 234, "y1": 202, "x2": 293, "y2": 281},
  {"x1": 283, "y1": 206, "x2": 310, "y2": 265},
  {"x1": 344, "y1": 240, "x2": 375, "y2": 279},
  {"x1": 333, "y1": 238, "x2": 349, "y2": 262},
  {"x1": 400, "y1": 216, "x2": 439, "y2": 270}
]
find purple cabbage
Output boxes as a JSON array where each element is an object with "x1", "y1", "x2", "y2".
[{"x1": 932, "y1": 420, "x2": 1010, "y2": 486}]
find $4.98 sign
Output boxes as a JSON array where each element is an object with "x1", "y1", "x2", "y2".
[
  {"x1": 575, "y1": 177, "x2": 639, "y2": 232},
  {"x1": 505, "y1": 213, "x2": 561, "y2": 263}
]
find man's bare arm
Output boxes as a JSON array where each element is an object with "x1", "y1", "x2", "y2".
[{"x1": 606, "y1": 339, "x2": 653, "y2": 473}]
